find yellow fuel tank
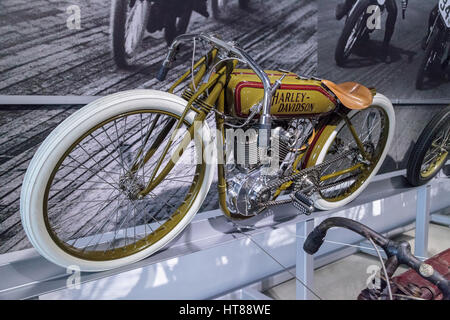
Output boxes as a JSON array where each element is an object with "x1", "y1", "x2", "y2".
[{"x1": 226, "y1": 69, "x2": 337, "y2": 118}]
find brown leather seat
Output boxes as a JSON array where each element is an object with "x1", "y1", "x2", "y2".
[{"x1": 322, "y1": 80, "x2": 373, "y2": 110}]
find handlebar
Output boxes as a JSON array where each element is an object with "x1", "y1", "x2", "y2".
[
  {"x1": 303, "y1": 217, "x2": 450, "y2": 299},
  {"x1": 157, "y1": 33, "x2": 273, "y2": 138},
  {"x1": 156, "y1": 64, "x2": 170, "y2": 82}
]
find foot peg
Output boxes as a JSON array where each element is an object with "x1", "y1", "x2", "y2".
[{"x1": 291, "y1": 191, "x2": 314, "y2": 215}]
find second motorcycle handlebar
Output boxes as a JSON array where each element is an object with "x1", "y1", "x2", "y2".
[{"x1": 303, "y1": 217, "x2": 450, "y2": 299}]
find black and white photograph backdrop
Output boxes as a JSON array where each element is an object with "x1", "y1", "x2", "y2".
[
  {"x1": 0, "y1": 0, "x2": 448, "y2": 255},
  {"x1": 318, "y1": 0, "x2": 450, "y2": 101},
  {"x1": 0, "y1": 0, "x2": 317, "y2": 96},
  {"x1": 0, "y1": 0, "x2": 317, "y2": 254}
]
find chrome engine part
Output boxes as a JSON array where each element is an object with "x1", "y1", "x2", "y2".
[
  {"x1": 224, "y1": 121, "x2": 315, "y2": 216},
  {"x1": 225, "y1": 125, "x2": 300, "y2": 216},
  {"x1": 232, "y1": 126, "x2": 297, "y2": 172},
  {"x1": 225, "y1": 168, "x2": 279, "y2": 216}
]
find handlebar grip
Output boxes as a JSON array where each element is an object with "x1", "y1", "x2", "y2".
[
  {"x1": 156, "y1": 65, "x2": 169, "y2": 82},
  {"x1": 303, "y1": 228, "x2": 326, "y2": 255}
]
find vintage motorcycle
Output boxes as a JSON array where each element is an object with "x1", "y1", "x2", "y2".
[
  {"x1": 304, "y1": 217, "x2": 450, "y2": 300},
  {"x1": 20, "y1": 34, "x2": 395, "y2": 271},
  {"x1": 407, "y1": 105, "x2": 450, "y2": 186},
  {"x1": 416, "y1": 0, "x2": 450, "y2": 90},
  {"x1": 334, "y1": 0, "x2": 408, "y2": 66},
  {"x1": 111, "y1": 0, "x2": 209, "y2": 68}
]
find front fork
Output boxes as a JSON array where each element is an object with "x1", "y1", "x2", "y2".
[{"x1": 134, "y1": 57, "x2": 231, "y2": 198}]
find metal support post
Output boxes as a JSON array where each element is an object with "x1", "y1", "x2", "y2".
[
  {"x1": 414, "y1": 184, "x2": 431, "y2": 258},
  {"x1": 296, "y1": 218, "x2": 315, "y2": 300}
]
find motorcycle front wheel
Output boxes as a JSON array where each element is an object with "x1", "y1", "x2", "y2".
[
  {"x1": 111, "y1": 0, "x2": 149, "y2": 68},
  {"x1": 307, "y1": 94, "x2": 395, "y2": 210},
  {"x1": 335, "y1": 0, "x2": 370, "y2": 66},
  {"x1": 416, "y1": 28, "x2": 442, "y2": 90},
  {"x1": 20, "y1": 90, "x2": 215, "y2": 271},
  {"x1": 407, "y1": 106, "x2": 450, "y2": 186}
]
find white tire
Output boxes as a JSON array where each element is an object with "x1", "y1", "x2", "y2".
[
  {"x1": 20, "y1": 90, "x2": 215, "y2": 272},
  {"x1": 313, "y1": 93, "x2": 395, "y2": 210}
]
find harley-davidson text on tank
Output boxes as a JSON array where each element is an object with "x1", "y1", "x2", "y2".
[
  {"x1": 226, "y1": 69, "x2": 337, "y2": 118},
  {"x1": 271, "y1": 90, "x2": 314, "y2": 113}
]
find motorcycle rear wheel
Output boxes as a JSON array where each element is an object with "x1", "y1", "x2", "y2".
[
  {"x1": 307, "y1": 94, "x2": 395, "y2": 210},
  {"x1": 20, "y1": 90, "x2": 214, "y2": 271}
]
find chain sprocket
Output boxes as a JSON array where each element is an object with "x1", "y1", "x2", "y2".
[{"x1": 258, "y1": 148, "x2": 361, "y2": 211}]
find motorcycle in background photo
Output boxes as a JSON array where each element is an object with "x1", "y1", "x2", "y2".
[
  {"x1": 111, "y1": 0, "x2": 209, "y2": 68},
  {"x1": 416, "y1": 0, "x2": 450, "y2": 90},
  {"x1": 334, "y1": 0, "x2": 408, "y2": 66}
]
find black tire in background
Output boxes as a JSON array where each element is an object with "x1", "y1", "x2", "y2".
[
  {"x1": 335, "y1": 0, "x2": 371, "y2": 67},
  {"x1": 111, "y1": 0, "x2": 148, "y2": 69},
  {"x1": 407, "y1": 106, "x2": 450, "y2": 186},
  {"x1": 416, "y1": 28, "x2": 441, "y2": 90}
]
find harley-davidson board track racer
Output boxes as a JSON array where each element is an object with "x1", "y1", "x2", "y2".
[{"x1": 21, "y1": 34, "x2": 395, "y2": 271}]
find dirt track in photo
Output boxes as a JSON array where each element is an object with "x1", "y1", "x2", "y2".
[
  {"x1": 0, "y1": 0, "x2": 317, "y2": 96},
  {"x1": 318, "y1": 0, "x2": 450, "y2": 101}
]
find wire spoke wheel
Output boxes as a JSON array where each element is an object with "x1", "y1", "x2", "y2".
[
  {"x1": 43, "y1": 110, "x2": 205, "y2": 261},
  {"x1": 420, "y1": 124, "x2": 449, "y2": 178},
  {"x1": 407, "y1": 106, "x2": 450, "y2": 186},
  {"x1": 318, "y1": 106, "x2": 390, "y2": 202}
]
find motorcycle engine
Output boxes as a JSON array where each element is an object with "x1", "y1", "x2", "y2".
[{"x1": 225, "y1": 125, "x2": 299, "y2": 216}]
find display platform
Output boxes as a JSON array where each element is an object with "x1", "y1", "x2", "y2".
[{"x1": 0, "y1": 165, "x2": 448, "y2": 300}]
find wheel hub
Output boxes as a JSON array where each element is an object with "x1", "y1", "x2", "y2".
[{"x1": 119, "y1": 174, "x2": 145, "y2": 200}]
